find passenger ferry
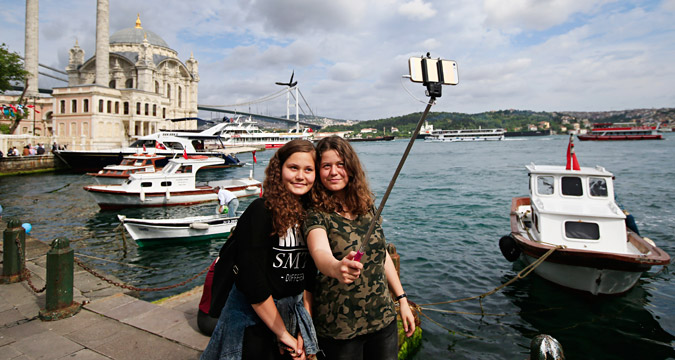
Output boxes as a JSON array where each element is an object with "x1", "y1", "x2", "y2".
[
  {"x1": 577, "y1": 122, "x2": 663, "y2": 141},
  {"x1": 425, "y1": 127, "x2": 505, "y2": 142},
  {"x1": 217, "y1": 117, "x2": 313, "y2": 148}
]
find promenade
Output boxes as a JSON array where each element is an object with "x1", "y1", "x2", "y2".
[{"x1": 1, "y1": 233, "x2": 208, "y2": 360}]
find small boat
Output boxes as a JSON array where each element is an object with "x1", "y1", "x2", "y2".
[
  {"x1": 118, "y1": 214, "x2": 238, "y2": 247},
  {"x1": 499, "y1": 136, "x2": 670, "y2": 295},
  {"x1": 83, "y1": 156, "x2": 262, "y2": 210},
  {"x1": 577, "y1": 122, "x2": 663, "y2": 141},
  {"x1": 86, "y1": 153, "x2": 165, "y2": 184},
  {"x1": 425, "y1": 127, "x2": 505, "y2": 142}
]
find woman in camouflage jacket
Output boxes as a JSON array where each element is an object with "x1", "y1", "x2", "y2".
[{"x1": 304, "y1": 136, "x2": 415, "y2": 360}]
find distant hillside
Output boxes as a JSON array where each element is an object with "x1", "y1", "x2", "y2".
[{"x1": 319, "y1": 108, "x2": 675, "y2": 135}]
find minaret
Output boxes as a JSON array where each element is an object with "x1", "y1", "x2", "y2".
[
  {"x1": 95, "y1": 0, "x2": 109, "y2": 86},
  {"x1": 24, "y1": 0, "x2": 39, "y2": 96}
]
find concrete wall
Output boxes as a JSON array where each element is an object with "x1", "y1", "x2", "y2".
[{"x1": 0, "y1": 155, "x2": 67, "y2": 175}]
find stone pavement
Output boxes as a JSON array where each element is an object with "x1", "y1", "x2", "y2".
[{"x1": 1, "y1": 235, "x2": 209, "y2": 360}]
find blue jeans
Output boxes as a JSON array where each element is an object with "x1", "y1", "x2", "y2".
[
  {"x1": 316, "y1": 320, "x2": 397, "y2": 360},
  {"x1": 228, "y1": 198, "x2": 239, "y2": 217}
]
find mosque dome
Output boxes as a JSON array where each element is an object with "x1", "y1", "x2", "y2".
[{"x1": 109, "y1": 14, "x2": 170, "y2": 49}]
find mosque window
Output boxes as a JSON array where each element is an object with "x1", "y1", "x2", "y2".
[
  {"x1": 167, "y1": 84, "x2": 171, "y2": 99},
  {"x1": 153, "y1": 104, "x2": 157, "y2": 116},
  {"x1": 109, "y1": 80, "x2": 116, "y2": 88},
  {"x1": 84, "y1": 99, "x2": 89, "y2": 112},
  {"x1": 71, "y1": 100, "x2": 77, "y2": 113},
  {"x1": 178, "y1": 87, "x2": 182, "y2": 107},
  {"x1": 155, "y1": 81, "x2": 160, "y2": 93},
  {"x1": 136, "y1": 102, "x2": 141, "y2": 115},
  {"x1": 60, "y1": 100, "x2": 65, "y2": 114},
  {"x1": 107, "y1": 100, "x2": 112, "y2": 113},
  {"x1": 124, "y1": 102, "x2": 129, "y2": 115},
  {"x1": 145, "y1": 103, "x2": 149, "y2": 116},
  {"x1": 162, "y1": 108, "x2": 166, "y2": 118},
  {"x1": 99, "y1": 99, "x2": 104, "y2": 112},
  {"x1": 115, "y1": 101, "x2": 120, "y2": 114},
  {"x1": 126, "y1": 79, "x2": 133, "y2": 88}
]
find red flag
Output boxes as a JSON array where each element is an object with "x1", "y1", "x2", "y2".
[
  {"x1": 566, "y1": 135, "x2": 581, "y2": 171},
  {"x1": 307, "y1": 128, "x2": 313, "y2": 133},
  {"x1": 252, "y1": 150, "x2": 257, "y2": 164},
  {"x1": 183, "y1": 148, "x2": 188, "y2": 159},
  {"x1": 142, "y1": 144, "x2": 146, "y2": 153}
]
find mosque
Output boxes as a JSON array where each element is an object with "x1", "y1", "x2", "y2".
[{"x1": 4, "y1": 0, "x2": 200, "y2": 150}]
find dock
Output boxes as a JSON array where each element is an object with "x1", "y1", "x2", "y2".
[{"x1": 1, "y1": 234, "x2": 208, "y2": 359}]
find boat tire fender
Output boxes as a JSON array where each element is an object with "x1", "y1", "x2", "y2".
[
  {"x1": 190, "y1": 222, "x2": 210, "y2": 230},
  {"x1": 499, "y1": 235, "x2": 521, "y2": 262}
]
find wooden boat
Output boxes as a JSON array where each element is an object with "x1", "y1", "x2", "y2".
[
  {"x1": 83, "y1": 156, "x2": 261, "y2": 210},
  {"x1": 499, "y1": 138, "x2": 669, "y2": 294},
  {"x1": 86, "y1": 153, "x2": 165, "y2": 184},
  {"x1": 117, "y1": 214, "x2": 238, "y2": 247},
  {"x1": 577, "y1": 122, "x2": 663, "y2": 141}
]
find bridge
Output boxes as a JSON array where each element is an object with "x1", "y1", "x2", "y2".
[{"x1": 197, "y1": 106, "x2": 322, "y2": 130}]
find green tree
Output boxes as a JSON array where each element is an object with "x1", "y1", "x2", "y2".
[{"x1": 0, "y1": 43, "x2": 29, "y2": 93}]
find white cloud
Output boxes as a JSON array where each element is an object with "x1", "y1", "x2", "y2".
[
  {"x1": 482, "y1": 0, "x2": 613, "y2": 31},
  {"x1": 398, "y1": 0, "x2": 437, "y2": 20}
]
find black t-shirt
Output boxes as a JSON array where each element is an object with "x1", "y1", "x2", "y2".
[{"x1": 233, "y1": 198, "x2": 316, "y2": 304}]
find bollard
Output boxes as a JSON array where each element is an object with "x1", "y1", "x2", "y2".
[
  {"x1": 39, "y1": 238, "x2": 81, "y2": 321},
  {"x1": 1, "y1": 218, "x2": 27, "y2": 284},
  {"x1": 386, "y1": 242, "x2": 400, "y2": 277}
]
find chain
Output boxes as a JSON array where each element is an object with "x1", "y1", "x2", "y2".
[
  {"x1": 73, "y1": 257, "x2": 209, "y2": 292},
  {"x1": 14, "y1": 235, "x2": 46, "y2": 293}
]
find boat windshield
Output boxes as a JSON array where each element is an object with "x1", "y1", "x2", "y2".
[
  {"x1": 163, "y1": 162, "x2": 179, "y2": 174},
  {"x1": 589, "y1": 178, "x2": 608, "y2": 197},
  {"x1": 561, "y1": 177, "x2": 583, "y2": 196},
  {"x1": 537, "y1": 176, "x2": 554, "y2": 195}
]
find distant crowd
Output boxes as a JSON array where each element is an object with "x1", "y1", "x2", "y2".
[{"x1": 0, "y1": 142, "x2": 66, "y2": 158}]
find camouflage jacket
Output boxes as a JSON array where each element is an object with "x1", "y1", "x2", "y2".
[{"x1": 303, "y1": 207, "x2": 396, "y2": 339}]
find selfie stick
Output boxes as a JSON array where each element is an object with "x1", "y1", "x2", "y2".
[{"x1": 354, "y1": 54, "x2": 451, "y2": 262}]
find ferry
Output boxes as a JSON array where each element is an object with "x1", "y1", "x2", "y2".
[
  {"x1": 577, "y1": 122, "x2": 663, "y2": 141},
  {"x1": 218, "y1": 116, "x2": 313, "y2": 148},
  {"x1": 425, "y1": 127, "x2": 505, "y2": 142}
]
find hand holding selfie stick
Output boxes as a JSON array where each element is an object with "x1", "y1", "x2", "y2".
[{"x1": 353, "y1": 53, "x2": 458, "y2": 262}]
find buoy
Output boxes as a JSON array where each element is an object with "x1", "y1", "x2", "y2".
[
  {"x1": 22, "y1": 223, "x2": 32, "y2": 234},
  {"x1": 499, "y1": 235, "x2": 520, "y2": 262},
  {"x1": 190, "y1": 222, "x2": 210, "y2": 230}
]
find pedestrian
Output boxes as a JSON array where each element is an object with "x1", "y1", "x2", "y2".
[
  {"x1": 303, "y1": 136, "x2": 415, "y2": 360},
  {"x1": 215, "y1": 186, "x2": 239, "y2": 217},
  {"x1": 37, "y1": 143, "x2": 45, "y2": 155},
  {"x1": 201, "y1": 139, "x2": 319, "y2": 360}
]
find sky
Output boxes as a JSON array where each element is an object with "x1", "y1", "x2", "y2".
[{"x1": 1, "y1": 0, "x2": 674, "y2": 121}]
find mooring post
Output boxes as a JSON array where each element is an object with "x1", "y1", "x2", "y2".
[
  {"x1": 387, "y1": 243, "x2": 401, "y2": 277},
  {"x1": 39, "y1": 238, "x2": 81, "y2": 320},
  {"x1": 1, "y1": 218, "x2": 27, "y2": 284}
]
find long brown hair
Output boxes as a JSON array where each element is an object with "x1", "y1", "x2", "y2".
[
  {"x1": 311, "y1": 136, "x2": 373, "y2": 215},
  {"x1": 263, "y1": 139, "x2": 316, "y2": 237}
]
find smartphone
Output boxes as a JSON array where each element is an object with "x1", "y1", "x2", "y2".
[{"x1": 408, "y1": 57, "x2": 458, "y2": 85}]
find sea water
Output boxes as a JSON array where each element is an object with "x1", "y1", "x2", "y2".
[{"x1": 1, "y1": 135, "x2": 673, "y2": 359}]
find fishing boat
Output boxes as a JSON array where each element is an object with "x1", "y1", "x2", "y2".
[
  {"x1": 499, "y1": 137, "x2": 670, "y2": 295},
  {"x1": 83, "y1": 156, "x2": 261, "y2": 210},
  {"x1": 117, "y1": 214, "x2": 238, "y2": 247},
  {"x1": 54, "y1": 127, "x2": 242, "y2": 172},
  {"x1": 577, "y1": 122, "x2": 663, "y2": 141},
  {"x1": 85, "y1": 153, "x2": 165, "y2": 184},
  {"x1": 425, "y1": 127, "x2": 505, "y2": 142}
]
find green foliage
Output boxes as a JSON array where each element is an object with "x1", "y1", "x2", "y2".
[
  {"x1": 0, "y1": 43, "x2": 30, "y2": 93},
  {"x1": 398, "y1": 319, "x2": 423, "y2": 360},
  {"x1": 0, "y1": 124, "x2": 10, "y2": 134}
]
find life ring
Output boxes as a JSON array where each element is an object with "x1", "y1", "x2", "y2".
[{"x1": 499, "y1": 235, "x2": 521, "y2": 262}]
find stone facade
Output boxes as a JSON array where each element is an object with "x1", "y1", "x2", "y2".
[{"x1": 51, "y1": 14, "x2": 199, "y2": 150}]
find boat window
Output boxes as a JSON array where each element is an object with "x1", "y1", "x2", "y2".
[
  {"x1": 537, "y1": 176, "x2": 554, "y2": 195},
  {"x1": 561, "y1": 177, "x2": 583, "y2": 196},
  {"x1": 178, "y1": 165, "x2": 192, "y2": 173},
  {"x1": 163, "y1": 142, "x2": 184, "y2": 150},
  {"x1": 163, "y1": 163, "x2": 178, "y2": 173},
  {"x1": 533, "y1": 212, "x2": 539, "y2": 232},
  {"x1": 564, "y1": 221, "x2": 600, "y2": 240},
  {"x1": 589, "y1": 178, "x2": 608, "y2": 197},
  {"x1": 160, "y1": 181, "x2": 172, "y2": 187},
  {"x1": 141, "y1": 182, "x2": 152, "y2": 188}
]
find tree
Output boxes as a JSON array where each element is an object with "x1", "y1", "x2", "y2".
[{"x1": 0, "y1": 43, "x2": 29, "y2": 93}]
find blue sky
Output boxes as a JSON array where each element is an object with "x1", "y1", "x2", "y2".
[{"x1": 1, "y1": 0, "x2": 674, "y2": 120}]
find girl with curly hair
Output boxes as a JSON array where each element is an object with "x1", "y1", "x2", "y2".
[
  {"x1": 303, "y1": 136, "x2": 415, "y2": 360},
  {"x1": 202, "y1": 139, "x2": 319, "y2": 360}
]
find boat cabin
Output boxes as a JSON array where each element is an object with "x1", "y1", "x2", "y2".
[
  {"x1": 525, "y1": 164, "x2": 628, "y2": 253},
  {"x1": 122, "y1": 156, "x2": 224, "y2": 193}
]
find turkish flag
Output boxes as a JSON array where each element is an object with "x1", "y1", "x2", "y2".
[
  {"x1": 183, "y1": 148, "x2": 188, "y2": 159},
  {"x1": 252, "y1": 151, "x2": 257, "y2": 164},
  {"x1": 143, "y1": 144, "x2": 146, "y2": 153}
]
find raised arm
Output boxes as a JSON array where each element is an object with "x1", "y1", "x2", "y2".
[{"x1": 307, "y1": 228, "x2": 363, "y2": 284}]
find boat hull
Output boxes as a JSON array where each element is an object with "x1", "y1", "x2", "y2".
[
  {"x1": 577, "y1": 134, "x2": 663, "y2": 141},
  {"x1": 119, "y1": 215, "x2": 238, "y2": 247},
  {"x1": 55, "y1": 150, "x2": 241, "y2": 172},
  {"x1": 508, "y1": 197, "x2": 670, "y2": 295}
]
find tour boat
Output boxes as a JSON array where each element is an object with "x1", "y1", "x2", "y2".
[
  {"x1": 83, "y1": 156, "x2": 261, "y2": 210},
  {"x1": 425, "y1": 127, "x2": 505, "y2": 142},
  {"x1": 54, "y1": 128, "x2": 242, "y2": 172},
  {"x1": 117, "y1": 214, "x2": 238, "y2": 247},
  {"x1": 577, "y1": 122, "x2": 663, "y2": 141},
  {"x1": 499, "y1": 137, "x2": 670, "y2": 294},
  {"x1": 216, "y1": 116, "x2": 313, "y2": 148},
  {"x1": 86, "y1": 153, "x2": 165, "y2": 184}
]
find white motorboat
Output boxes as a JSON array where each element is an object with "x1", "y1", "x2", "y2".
[
  {"x1": 85, "y1": 153, "x2": 165, "y2": 184},
  {"x1": 214, "y1": 116, "x2": 313, "y2": 148},
  {"x1": 425, "y1": 127, "x2": 505, "y2": 142},
  {"x1": 117, "y1": 214, "x2": 238, "y2": 247},
  {"x1": 499, "y1": 138, "x2": 670, "y2": 294},
  {"x1": 83, "y1": 156, "x2": 261, "y2": 210}
]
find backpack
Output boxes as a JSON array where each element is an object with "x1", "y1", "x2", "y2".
[{"x1": 208, "y1": 230, "x2": 240, "y2": 318}]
